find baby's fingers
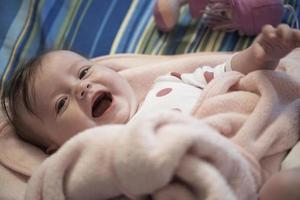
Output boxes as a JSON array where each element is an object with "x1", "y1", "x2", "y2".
[
  {"x1": 292, "y1": 29, "x2": 300, "y2": 47},
  {"x1": 261, "y1": 24, "x2": 277, "y2": 40},
  {"x1": 276, "y1": 24, "x2": 293, "y2": 47}
]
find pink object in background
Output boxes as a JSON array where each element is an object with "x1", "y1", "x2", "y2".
[
  {"x1": 188, "y1": 0, "x2": 208, "y2": 17},
  {"x1": 196, "y1": 0, "x2": 284, "y2": 36},
  {"x1": 154, "y1": 0, "x2": 285, "y2": 36},
  {"x1": 153, "y1": 0, "x2": 188, "y2": 32}
]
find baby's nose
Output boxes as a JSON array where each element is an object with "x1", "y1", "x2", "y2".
[{"x1": 75, "y1": 82, "x2": 91, "y2": 99}]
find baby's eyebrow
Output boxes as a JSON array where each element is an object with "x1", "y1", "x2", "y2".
[{"x1": 69, "y1": 59, "x2": 90, "y2": 74}]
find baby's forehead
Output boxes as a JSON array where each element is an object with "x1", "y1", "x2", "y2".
[
  {"x1": 39, "y1": 51, "x2": 88, "y2": 72},
  {"x1": 42, "y1": 50, "x2": 86, "y2": 63},
  {"x1": 31, "y1": 51, "x2": 88, "y2": 101}
]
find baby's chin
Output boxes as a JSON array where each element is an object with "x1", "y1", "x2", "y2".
[
  {"x1": 112, "y1": 99, "x2": 139, "y2": 124},
  {"x1": 112, "y1": 110, "x2": 133, "y2": 124}
]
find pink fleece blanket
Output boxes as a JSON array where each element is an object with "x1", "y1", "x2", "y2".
[{"x1": 25, "y1": 63, "x2": 300, "y2": 199}]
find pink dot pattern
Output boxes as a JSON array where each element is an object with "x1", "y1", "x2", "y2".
[
  {"x1": 156, "y1": 88, "x2": 172, "y2": 97},
  {"x1": 204, "y1": 71, "x2": 214, "y2": 83},
  {"x1": 170, "y1": 72, "x2": 182, "y2": 79}
]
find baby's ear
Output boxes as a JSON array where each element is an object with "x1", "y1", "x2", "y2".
[{"x1": 153, "y1": 0, "x2": 186, "y2": 32}]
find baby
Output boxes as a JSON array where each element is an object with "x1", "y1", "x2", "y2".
[
  {"x1": 3, "y1": 24, "x2": 299, "y2": 152},
  {"x1": 2, "y1": 24, "x2": 300, "y2": 199}
]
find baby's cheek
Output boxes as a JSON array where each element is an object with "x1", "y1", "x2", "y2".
[{"x1": 59, "y1": 113, "x2": 94, "y2": 136}]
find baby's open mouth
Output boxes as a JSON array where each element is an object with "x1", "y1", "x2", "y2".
[{"x1": 92, "y1": 92, "x2": 113, "y2": 118}]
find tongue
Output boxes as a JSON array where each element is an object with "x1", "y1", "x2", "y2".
[{"x1": 92, "y1": 98, "x2": 111, "y2": 118}]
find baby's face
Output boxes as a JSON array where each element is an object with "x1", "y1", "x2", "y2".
[{"x1": 23, "y1": 50, "x2": 138, "y2": 147}]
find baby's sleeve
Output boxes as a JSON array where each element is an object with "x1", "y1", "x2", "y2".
[
  {"x1": 178, "y1": 60, "x2": 230, "y2": 89},
  {"x1": 153, "y1": 55, "x2": 234, "y2": 89}
]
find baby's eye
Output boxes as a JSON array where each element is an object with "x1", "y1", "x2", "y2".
[
  {"x1": 79, "y1": 66, "x2": 91, "y2": 79},
  {"x1": 56, "y1": 97, "x2": 67, "y2": 114}
]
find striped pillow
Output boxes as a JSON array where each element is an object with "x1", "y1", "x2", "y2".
[{"x1": 0, "y1": 0, "x2": 299, "y2": 82}]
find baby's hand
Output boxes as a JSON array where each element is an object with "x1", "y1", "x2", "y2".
[{"x1": 252, "y1": 24, "x2": 300, "y2": 63}]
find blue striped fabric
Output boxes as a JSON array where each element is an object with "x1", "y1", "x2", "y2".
[
  {"x1": 0, "y1": 0, "x2": 299, "y2": 82},
  {"x1": 0, "y1": 0, "x2": 132, "y2": 81}
]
